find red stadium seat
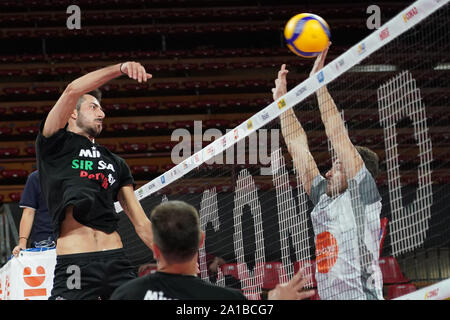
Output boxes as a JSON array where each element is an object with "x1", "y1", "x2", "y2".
[
  {"x1": 379, "y1": 256, "x2": 409, "y2": 284},
  {"x1": 294, "y1": 260, "x2": 317, "y2": 288},
  {"x1": 165, "y1": 101, "x2": 190, "y2": 111},
  {"x1": 194, "y1": 100, "x2": 220, "y2": 110},
  {"x1": 34, "y1": 86, "x2": 60, "y2": 95},
  {"x1": 102, "y1": 144, "x2": 117, "y2": 152},
  {"x1": 162, "y1": 163, "x2": 175, "y2": 171},
  {"x1": 172, "y1": 120, "x2": 195, "y2": 129},
  {"x1": 183, "y1": 80, "x2": 209, "y2": 90},
  {"x1": 9, "y1": 192, "x2": 22, "y2": 202},
  {"x1": 229, "y1": 62, "x2": 256, "y2": 70},
  {"x1": 211, "y1": 80, "x2": 239, "y2": 89},
  {"x1": 257, "y1": 262, "x2": 288, "y2": 290},
  {"x1": 220, "y1": 263, "x2": 239, "y2": 280},
  {"x1": 121, "y1": 143, "x2": 148, "y2": 153},
  {"x1": 25, "y1": 67, "x2": 52, "y2": 76},
  {"x1": 175, "y1": 185, "x2": 204, "y2": 194},
  {"x1": 1, "y1": 169, "x2": 28, "y2": 179},
  {"x1": 103, "y1": 103, "x2": 129, "y2": 112},
  {"x1": 153, "y1": 82, "x2": 179, "y2": 90},
  {"x1": 54, "y1": 66, "x2": 82, "y2": 75},
  {"x1": 130, "y1": 165, "x2": 158, "y2": 175},
  {"x1": 142, "y1": 122, "x2": 169, "y2": 131},
  {"x1": 134, "y1": 101, "x2": 159, "y2": 111},
  {"x1": 0, "y1": 69, "x2": 22, "y2": 76},
  {"x1": 151, "y1": 142, "x2": 177, "y2": 152},
  {"x1": 11, "y1": 106, "x2": 38, "y2": 115},
  {"x1": 201, "y1": 62, "x2": 227, "y2": 70},
  {"x1": 24, "y1": 146, "x2": 36, "y2": 156},
  {"x1": 100, "y1": 83, "x2": 119, "y2": 93},
  {"x1": 172, "y1": 63, "x2": 198, "y2": 71},
  {"x1": 111, "y1": 123, "x2": 139, "y2": 132},
  {"x1": 387, "y1": 283, "x2": 417, "y2": 300},
  {"x1": 3, "y1": 87, "x2": 29, "y2": 95},
  {"x1": 17, "y1": 125, "x2": 39, "y2": 135},
  {"x1": 0, "y1": 127, "x2": 13, "y2": 136},
  {"x1": 122, "y1": 83, "x2": 149, "y2": 92},
  {"x1": 204, "y1": 119, "x2": 230, "y2": 129},
  {"x1": 0, "y1": 148, "x2": 20, "y2": 157},
  {"x1": 216, "y1": 184, "x2": 233, "y2": 193},
  {"x1": 223, "y1": 99, "x2": 250, "y2": 108}
]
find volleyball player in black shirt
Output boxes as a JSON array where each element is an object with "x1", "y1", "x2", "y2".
[
  {"x1": 111, "y1": 201, "x2": 315, "y2": 300},
  {"x1": 36, "y1": 62, "x2": 153, "y2": 300}
]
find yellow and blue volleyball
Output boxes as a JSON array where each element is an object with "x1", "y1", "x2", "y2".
[{"x1": 284, "y1": 13, "x2": 330, "y2": 58}]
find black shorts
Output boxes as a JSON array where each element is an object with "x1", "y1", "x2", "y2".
[{"x1": 49, "y1": 248, "x2": 137, "y2": 300}]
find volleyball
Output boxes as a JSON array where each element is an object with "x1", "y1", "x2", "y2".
[{"x1": 284, "y1": 13, "x2": 331, "y2": 58}]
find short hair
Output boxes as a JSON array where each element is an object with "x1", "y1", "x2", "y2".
[
  {"x1": 356, "y1": 145, "x2": 380, "y2": 178},
  {"x1": 75, "y1": 89, "x2": 102, "y2": 111},
  {"x1": 150, "y1": 201, "x2": 201, "y2": 264}
]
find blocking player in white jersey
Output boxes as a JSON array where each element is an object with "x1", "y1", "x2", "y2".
[{"x1": 273, "y1": 45, "x2": 383, "y2": 300}]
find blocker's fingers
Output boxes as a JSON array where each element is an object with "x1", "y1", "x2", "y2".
[
  {"x1": 137, "y1": 66, "x2": 144, "y2": 83},
  {"x1": 297, "y1": 289, "x2": 316, "y2": 300}
]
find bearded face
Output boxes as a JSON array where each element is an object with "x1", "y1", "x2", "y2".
[
  {"x1": 325, "y1": 160, "x2": 348, "y2": 197},
  {"x1": 74, "y1": 94, "x2": 104, "y2": 138}
]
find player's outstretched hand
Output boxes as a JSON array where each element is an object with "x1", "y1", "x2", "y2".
[
  {"x1": 309, "y1": 42, "x2": 331, "y2": 77},
  {"x1": 272, "y1": 64, "x2": 289, "y2": 101},
  {"x1": 267, "y1": 268, "x2": 316, "y2": 300},
  {"x1": 120, "y1": 61, "x2": 152, "y2": 83}
]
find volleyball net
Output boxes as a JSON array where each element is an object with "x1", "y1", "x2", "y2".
[{"x1": 117, "y1": 0, "x2": 450, "y2": 299}]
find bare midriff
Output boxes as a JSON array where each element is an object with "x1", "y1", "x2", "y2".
[{"x1": 56, "y1": 205, "x2": 122, "y2": 255}]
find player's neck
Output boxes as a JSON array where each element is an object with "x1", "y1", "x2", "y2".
[
  {"x1": 157, "y1": 258, "x2": 198, "y2": 276},
  {"x1": 67, "y1": 124, "x2": 96, "y2": 143}
]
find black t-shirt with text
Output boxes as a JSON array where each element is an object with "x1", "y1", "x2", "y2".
[
  {"x1": 110, "y1": 271, "x2": 247, "y2": 300},
  {"x1": 36, "y1": 123, "x2": 134, "y2": 239}
]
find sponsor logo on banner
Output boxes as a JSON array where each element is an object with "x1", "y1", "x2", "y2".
[
  {"x1": 23, "y1": 266, "x2": 47, "y2": 299},
  {"x1": 160, "y1": 175, "x2": 165, "y2": 184},
  {"x1": 246, "y1": 120, "x2": 253, "y2": 130},
  {"x1": 277, "y1": 98, "x2": 286, "y2": 109},
  {"x1": 206, "y1": 145, "x2": 214, "y2": 156},
  {"x1": 147, "y1": 183, "x2": 156, "y2": 191},
  {"x1": 260, "y1": 111, "x2": 270, "y2": 121},
  {"x1": 403, "y1": 6, "x2": 418, "y2": 22},
  {"x1": 379, "y1": 27, "x2": 390, "y2": 41},
  {"x1": 221, "y1": 136, "x2": 227, "y2": 148},
  {"x1": 424, "y1": 288, "x2": 439, "y2": 300},
  {"x1": 137, "y1": 188, "x2": 144, "y2": 198},
  {"x1": 194, "y1": 153, "x2": 201, "y2": 164},
  {"x1": 317, "y1": 71, "x2": 324, "y2": 83},
  {"x1": 357, "y1": 42, "x2": 366, "y2": 55},
  {"x1": 234, "y1": 128, "x2": 239, "y2": 140},
  {"x1": 295, "y1": 86, "x2": 307, "y2": 97},
  {"x1": 335, "y1": 58, "x2": 345, "y2": 71}
]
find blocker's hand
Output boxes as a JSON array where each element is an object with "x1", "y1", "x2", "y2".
[
  {"x1": 268, "y1": 268, "x2": 316, "y2": 300},
  {"x1": 272, "y1": 64, "x2": 289, "y2": 101},
  {"x1": 309, "y1": 42, "x2": 331, "y2": 77},
  {"x1": 120, "y1": 61, "x2": 152, "y2": 83}
]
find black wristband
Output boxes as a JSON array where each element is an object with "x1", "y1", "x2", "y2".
[{"x1": 120, "y1": 63, "x2": 126, "y2": 75}]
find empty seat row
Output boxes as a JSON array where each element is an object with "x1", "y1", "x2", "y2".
[{"x1": 0, "y1": 22, "x2": 282, "y2": 40}]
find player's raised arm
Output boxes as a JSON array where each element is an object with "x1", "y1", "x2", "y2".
[
  {"x1": 274, "y1": 64, "x2": 320, "y2": 195},
  {"x1": 117, "y1": 185, "x2": 153, "y2": 251},
  {"x1": 42, "y1": 62, "x2": 152, "y2": 138},
  {"x1": 312, "y1": 46, "x2": 363, "y2": 179}
]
